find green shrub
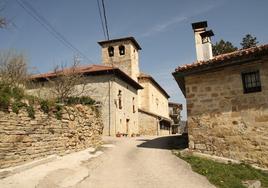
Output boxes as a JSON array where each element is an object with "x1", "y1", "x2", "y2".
[
  {"x1": 11, "y1": 87, "x2": 24, "y2": 100},
  {"x1": 63, "y1": 96, "x2": 95, "y2": 105},
  {"x1": 0, "y1": 83, "x2": 25, "y2": 112},
  {"x1": 55, "y1": 104, "x2": 63, "y2": 120},
  {"x1": 25, "y1": 95, "x2": 38, "y2": 106},
  {"x1": 40, "y1": 100, "x2": 50, "y2": 113},
  {"x1": 26, "y1": 105, "x2": 35, "y2": 119},
  {"x1": 79, "y1": 96, "x2": 95, "y2": 105},
  {"x1": 11, "y1": 101, "x2": 26, "y2": 114},
  {"x1": 0, "y1": 82, "x2": 12, "y2": 95},
  {"x1": 0, "y1": 94, "x2": 10, "y2": 111}
]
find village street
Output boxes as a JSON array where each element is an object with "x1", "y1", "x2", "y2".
[{"x1": 0, "y1": 135, "x2": 214, "y2": 188}]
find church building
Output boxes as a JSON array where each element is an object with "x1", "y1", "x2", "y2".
[
  {"x1": 98, "y1": 37, "x2": 171, "y2": 136},
  {"x1": 29, "y1": 36, "x2": 171, "y2": 136}
]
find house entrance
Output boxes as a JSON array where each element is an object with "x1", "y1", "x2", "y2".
[{"x1": 126, "y1": 119, "x2": 130, "y2": 135}]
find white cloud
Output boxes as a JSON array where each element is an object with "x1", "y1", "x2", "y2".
[
  {"x1": 140, "y1": 2, "x2": 220, "y2": 38},
  {"x1": 141, "y1": 16, "x2": 187, "y2": 37}
]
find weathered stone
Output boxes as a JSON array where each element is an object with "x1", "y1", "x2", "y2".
[
  {"x1": 195, "y1": 144, "x2": 206, "y2": 150},
  {"x1": 0, "y1": 105, "x2": 103, "y2": 169},
  {"x1": 185, "y1": 61, "x2": 268, "y2": 168}
]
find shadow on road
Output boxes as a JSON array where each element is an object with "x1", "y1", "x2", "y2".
[{"x1": 137, "y1": 134, "x2": 188, "y2": 150}]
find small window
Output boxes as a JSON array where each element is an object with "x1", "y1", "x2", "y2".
[
  {"x1": 119, "y1": 45, "x2": 125, "y2": 55},
  {"x1": 132, "y1": 97, "x2": 136, "y2": 113},
  {"x1": 108, "y1": 46, "x2": 114, "y2": 57},
  {"x1": 118, "y1": 90, "x2": 122, "y2": 109},
  {"x1": 242, "y1": 71, "x2": 262, "y2": 93},
  {"x1": 202, "y1": 36, "x2": 209, "y2": 44}
]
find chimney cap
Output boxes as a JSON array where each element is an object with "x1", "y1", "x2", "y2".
[
  {"x1": 200, "y1": 30, "x2": 214, "y2": 38},
  {"x1": 192, "y1": 21, "x2": 208, "y2": 30}
]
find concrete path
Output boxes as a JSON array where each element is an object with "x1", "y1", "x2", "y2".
[
  {"x1": 0, "y1": 135, "x2": 214, "y2": 188},
  {"x1": 75, "y1": 135, "x2": 214, "y2": 188}
]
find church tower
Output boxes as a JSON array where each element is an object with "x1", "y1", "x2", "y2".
[{"x1": 98, "y1": 37, "x2": 141, "y2": 81}]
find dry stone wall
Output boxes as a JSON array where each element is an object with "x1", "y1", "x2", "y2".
[
  {"x1": 186, "y1": 59, "x2": 268, "y2": 168},
  {"x1": 0, "y1": 104, "x2": 103, "y2": 169}
]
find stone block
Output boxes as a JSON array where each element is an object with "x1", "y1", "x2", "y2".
[
  {"x1": 0, "y1": 104, "x2": 103, "y2": 169},
  {"x1": 195, "y1": 144, "x2": 206, "y2": 150}
]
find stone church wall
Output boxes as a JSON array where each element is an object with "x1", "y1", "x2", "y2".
[
  {"x1": 186, "y1": 59, "x2": 268, "y2": 168},
  {"x1": 138, "y1": 111, "x2": 158, "y2": 136},
  {"x1": 0, "y1": 104, "x2": 103, "y2": 169},
  {"x1": 138, "y1": 79, "x2": 170, "y2": 119}
]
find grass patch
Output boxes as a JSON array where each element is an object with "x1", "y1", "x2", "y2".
[{"x1": 174, "y1": 152, "x2": 268, "y2": 188}]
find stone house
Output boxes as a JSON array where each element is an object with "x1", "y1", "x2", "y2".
[
  {"x1": 169, "y1": 102, "x2": 183, "y2": 134},
  {"x1": 30, "y1": 37, "x2": 171, "y2": 136},
  {"x1": 29, "y1": 65, "x2": 143, "y2": 136},
  {"x1": 173, "y1": 21, "x2": 268, "y2": 167},
  {"x1": 98, "y1": 37, "x2": 171, "y2": 136}
]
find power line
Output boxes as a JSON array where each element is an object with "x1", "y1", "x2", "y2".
[
  {"x1": 15, "y1": 0, "x2": 95, "y2": 64},
  {"x1": 101, "y1": 0, "x2": 110, "y2": 40},
  {"x1": 96, "y1": 0, "x2": 107, "y2": 40}
]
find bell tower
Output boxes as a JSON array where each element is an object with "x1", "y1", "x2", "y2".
[{"x1": 98, "y1": 37, "x2": 141, "y2": 81}]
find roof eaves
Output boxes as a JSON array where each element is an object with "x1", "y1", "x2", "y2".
[
  {"x1": 98, "y1": 37, "x2": 142, "y2": 50},
  {"x1": 138, "y1": 74, "x2": 170, "y2": 98}
]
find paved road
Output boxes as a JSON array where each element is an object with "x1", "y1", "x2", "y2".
[
  {"x1": 74, "y1": 135, "x2": 214, "y2": 188},
  {"x1": 0, "y1": 135, "x2": 214, "y2": 188}
]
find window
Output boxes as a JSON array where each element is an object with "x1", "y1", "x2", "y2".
[
  {"x1": 108, "y1": 46, "x2": 114, "y2": 57},
  {"x1": 132, "y1": 97, "x2": 136, "y2": 113},
  {"x1": 119, "y1": 45, "x2": 125, "y2": 55},
  {"x1": 118, "y1": 90, "x2": 122, "y2": 109},
  {"x1": 242, "y1": 71, "x2": 262, "y2": 93}
]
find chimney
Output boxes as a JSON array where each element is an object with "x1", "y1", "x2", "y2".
[{"x1": 192, "y1": 21, "x2": 214, "y2": 61}]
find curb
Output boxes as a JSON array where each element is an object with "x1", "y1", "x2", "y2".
[{"x1": 0, "y1": 155, "x2": 58, "y2": 179}]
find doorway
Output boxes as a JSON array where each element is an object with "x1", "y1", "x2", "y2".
[{"x1": 126, "y1": 119, "x2": 130, "y2": 135}]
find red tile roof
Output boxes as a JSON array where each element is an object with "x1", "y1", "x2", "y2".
[
  {"x1": 31, "y1": 64, "x2": 143, "y2": 90},
  {"x1": 31, "y1": 64, "x2": 114, "y2": 79},
  {"x1": 173, "y1": 44, "x2": 268, "y2": 97},
  {"x1": 174, "y1": 44, "x2": 268, "y2": 73}
]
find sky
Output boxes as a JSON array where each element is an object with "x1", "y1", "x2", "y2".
[{"x1": 1, "y1": 0, "x2": 268, "y2": 120}]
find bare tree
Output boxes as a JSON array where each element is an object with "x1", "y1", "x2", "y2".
[
  {"x1": 48, "y1": 58, "x2": 87, "y2": 103},
  {"x1": 0, "y1": 17, "x2": 6, "y2": 28},
  {"x1": 0, "y1": 2, "x2": 7, "y2": 29},
  {"x1": 0, "y1": 51, "x2": 28, "y2": 87}
]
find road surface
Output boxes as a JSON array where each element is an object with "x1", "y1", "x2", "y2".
[
  {"x1": 0, "y1": 135, "x2": 214, "y2": 188},
  {"x1": 75, "y1": 135, "x2": 214, "y2": 188}
]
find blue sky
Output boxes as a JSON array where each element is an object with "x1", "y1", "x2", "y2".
[{"x1": 1, "y1": 0, "x2": 268, "y2": 120}]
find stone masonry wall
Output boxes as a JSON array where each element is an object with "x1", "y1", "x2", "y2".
[
  {"x1": 186, "y1": 58, "x2": 268, "y2": 168},
  {"x1": 138, "y1": 111, "x2": 158, "y2": 136},
  {"x1": 0, "y1": 104, "x2": 103, "y2": 169}
]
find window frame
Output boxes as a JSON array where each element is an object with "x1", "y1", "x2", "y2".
[
  {"x1": 118, "y1": 90, "x2": 122, "y2": 109},
  {"x1": 119, "y1": 45, "x2": 125, "y2": 56},
  {"x1": 241, "y1": 70, "x2": 262, "y2": 94},
  {"x1": 108, "y1": 46, "x2": 114, "y2": 57},
  {"x1": 132, "y1": 97, "x2": 136, "y2": 113}
]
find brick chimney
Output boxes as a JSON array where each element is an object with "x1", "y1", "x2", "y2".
[{"x1": 192, "y1": 21, "x2": 214, "y2": 61}]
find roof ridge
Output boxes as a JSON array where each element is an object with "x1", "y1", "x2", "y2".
[{"x1": 175, "y1": 43, "x2": 268, "y2": 72}]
